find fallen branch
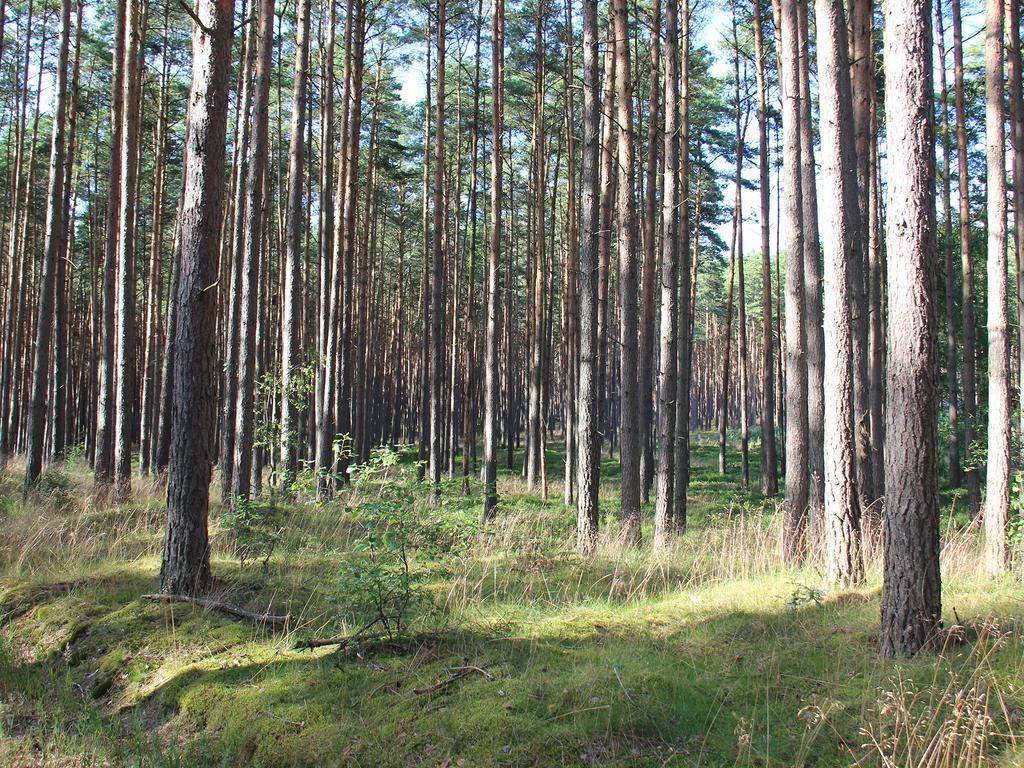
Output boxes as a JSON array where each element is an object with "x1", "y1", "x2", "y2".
[
  {"x1": 141, "y1": 594, "x2": 290, "y2": 628},
  {"x1": 293, "y1": 617, "x2": 383, "y2": 650},
  {"x1": 414, "y1": 665, "x2": 494, "y2": 696}
]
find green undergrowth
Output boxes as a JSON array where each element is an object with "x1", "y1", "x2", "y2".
[{"x1": 1, "y1": 441, "x2": 1023, "y2": 767}]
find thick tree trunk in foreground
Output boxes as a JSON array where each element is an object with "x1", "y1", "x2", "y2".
[
  {"x1": 161, "y1": 0, "x2": 233, "y2": 597},
  {"x1": 815, "y1": 0, "x2": 863, "y2": 587},
  {"x1": 880, "y1": 0, "x2": 941, "y2": 655},
  {"x1": 983, "y1": 0, "x2": 1009, "y2": 576},
  {"x1": 23, "y1": 0, "x2": 71, "y2": 492}
]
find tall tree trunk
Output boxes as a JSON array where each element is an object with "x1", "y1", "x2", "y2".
[
  {"x1": 952, "y1": 0, "x2": 980, "y2": 512},
  {"x1": 279, "y1": 0, "x2": 311, "y2": 491},
  {"x1": 654, "y1": 0, "x2": 679, "y2": 548},
  {"x1": 984, "y1": 0, "x2": 1009, "y2": 575},
  {"x1": 484, "y1": 0, "x2": 505, "y2": 522},
  {"x1": 1008, "y1": 0, "x2": 1024, "y2": 459},
  {"x1": 232, "y1": 0, "x2": 275, "y2": 504},
  {"x1": 220, "y1": 6, "x2": 257, "y2": 498},
  {"x1": 575, "y1": 0, "x2": 601, "y2": 551},
  {"x1": 780, "y1": 0, "x2": 808, "y2": 561},
  {"x1": 673, "y1": 0, "x2": 692, "y2": 530},
  {"x1": 880, "y1": 0, "x2": 941, "y2": 656},
  {"x1": 936, "y1": 0, "x2": 960, "y2": 489},
  {"x1": 160, "y1": 0, "x2": 233, "y2": 596},
  {"x1": 429, "y1": 0, "x2": 447, "y2": 502},
  {"x1": 816, "y1": 0, "x2": 863, "y2": 586},
  {"x1": 114, "y1": 0, "x2": 145, "y2": 497},
  {"x1": 612, "y1": 0, "x2": 641, "y2": 543},
  {"x1": 638, "y1": 0, "x2": 661, "y2": 502},
  {"x1": 797, "y1": 0, "x2": 825, "y2": 521},
  {"x1": 94, "y1": 0, "x2": 127, "y2": 486},
  {"x1": 23, "y1": 0, "x2": 71, "y2": 491},
  {"x1": 753, "y1": 0, "x2": 777, "y2": 497}
]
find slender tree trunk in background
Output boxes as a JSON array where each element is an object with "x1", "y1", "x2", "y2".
[
  {"x1": 597, "y1": 34, "x2": 614, "y2": 463},
  {"x1": 114, "y1": 0, "x2": 145, "y2": 497},
  {"x1": 753, "y1": 0, "x2": 777, "y2": 497},
  {"x1": 730, "y1": 2, "x2": 750, "y2": 489},
  {"x1": 139, "y1": 7, "x2": 170, "y2": 477},
  {"x1": 611, "y1": 0, "x2": 641, "y2": 543},
  {"x1": 880, "y1": 0, "x2": 941, "y2": 656},
  {"x1": 562, "y1": 0, "x2": 578, "y2": 507},
  {"x1": 935, "y1": 1, "x2": 960, "y2": 490},
  {"x1": 849, "y1": 0, "x2": 878, "y2": 510},
  {"x1": 526, "y1": 4, "x2": 546, "y2": 492},
  {"x1": 816, "y1": 0, "x2": 863, "y2": 586},
  {"x1": 952, "y1": 0, "x2": 980, "y2": 513},
  {"x1": 0, "y1": 0, "x2": 31, "y2": 463},
  {"x1": 161, "y1": 0, "x2": 233, "y2": 597},
  {"x1": 718, "y1": 220, "x2": 736, "y2": 476},
  {"x1": 418, "y1": 32, "x2": 431, "y2": 482},
  {"x1": 23, "y1": 0, "x2": 71, "y2": 492},
  {"x1": 95, "y1": 0, "x2": 126, "y2": 486},
  {"x1": 654, "y1": 0, "x2": 679, "y2": 548},
  {"x1": 315, "y1": 0, "x2": 336, "y2": 484},
  {"x1": 780, "y1": 0, "x2": 808, "y2": 562},
  {"x1": 673, "y1": 0, "x2": 692, "y2": 530},
  {"x1": 279, "y1": 0, "x2": 311, "y2": 492},
  {"x1": 484, "y1": 0, "x2": 504, "y2": 522},
  {"x1": 1008, "y1": 0, "x2": 1024, "y2": 456},
  {"x1": 460, "y1": 0, "x2": 483, "y2": 498},
  {"x1": 155, "y1": 213, "x2": 182, "y2": 476},
  {"x1": 429, "y1": 0, "x2": 447, "y2": 503},
  {"x1": 51, "y1": 0, "x2": 83, "y2": 464},
  {"x1": 232, "y1": 0, "x2": 275, "y2": 504},
  {"x1": 575, "y1": 0, "x2": 601, "y2": 550},
  {"x1": 797, "y1": 0, "x2": 824, "y2": 522},
  {"x1": 984, "y1": 0, "x2": 1009, "y2": 576},
  {"x1": 221, "y1": 10, "x2": 256, "y2": 498},
  {"x1": 638, "y1": 0, "x2": 661, "y2": 502}
]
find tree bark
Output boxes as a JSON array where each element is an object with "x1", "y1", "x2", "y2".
[
  {"x1": 880, "y1": 0, "x2": 941, "y2": 655},
  {"x1": 815, "y1": 0, "x2": 863, "y2": 586},
  {"x1": 780, "y1": 0, "x2": 808, "y2": 561},
  {"x1": 611, "y1": 0, "x2": 641, "y2": 543},
  {"x1": 753, "y1": 0, "x2": 777, "y2": 497},
  {"x1": 23, "y1": 0, "x2": 71, "y2": 491},
  {"x1": 232, "y1": 0, "x2": 275, "y2": 504},
  {"x1": 161, "y1": 0, "x2": 234, "y2": 596},
  {"x1": 654, "y1": 0, "x2": 680, "y2": 548},
  {"x1": 983, "y1": 0, "x2": 1009, "y2": 576},
  {"x1": 951, "y1": 0, "x2": 980, "y2": 513}
]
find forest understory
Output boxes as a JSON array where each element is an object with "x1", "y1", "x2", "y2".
[{"x1": 2, "y1": 437, "x2": 1023, "y2": 768}]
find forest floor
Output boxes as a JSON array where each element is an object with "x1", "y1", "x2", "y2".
[{"x1": 1, "y1": 436, "x2": 1024, "y2": 767}]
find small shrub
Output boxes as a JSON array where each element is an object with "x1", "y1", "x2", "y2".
[
  {"x1": 786, "y1": 584, "x2": 824, "y2": 610},
  {"x1": 220, "y1": 498, "x2": 284, "y2": 569}
]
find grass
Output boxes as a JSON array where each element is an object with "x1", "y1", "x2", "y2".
[{"x1": 0, "y1": 437, "x2": 1023, "y2": 767}]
